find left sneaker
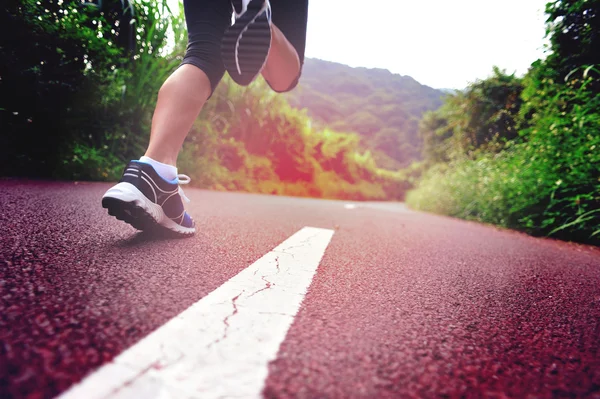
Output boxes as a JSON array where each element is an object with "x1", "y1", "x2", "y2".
[
  {"x1": 221, "y1": 0, "x2": 272, "y2": 86},
  {"x1": 101, "y1": 160, "x2": 196, "y2": 236}
]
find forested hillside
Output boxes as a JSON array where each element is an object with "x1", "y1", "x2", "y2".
[{"x1": 285, "y1": 58, "x2": 445, "y2": 168}]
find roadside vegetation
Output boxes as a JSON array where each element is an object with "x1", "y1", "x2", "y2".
[
  {"x1": 1, "y1": 0, "x2": 598, "y2": 244},
  {"x1": 407, "y1": 0, "x2": 599, "y2": 245}
]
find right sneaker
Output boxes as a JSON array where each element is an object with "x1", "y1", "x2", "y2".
[
  {"x1": 101, "y1": 161, "x2": 196, "y2": 236},
  {"x1": 221, "y1": 0, "x2": 272, "y2": 86}
]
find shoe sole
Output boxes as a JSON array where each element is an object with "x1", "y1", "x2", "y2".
[
  {"x1": 221, "y1": 0, "x2": 271, "y2": 86},
  {"x1": 102, "y1": 182, "x2": 195, "y2": 236}
]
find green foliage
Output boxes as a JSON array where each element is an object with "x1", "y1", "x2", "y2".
[
  {"x1": 544, "y1": 0, "x2": 600, "y2": 87},
  {"x1": 68, "y1": 143, "x2": 123, "y2": 181},
  {"x1": 60, "y1": 0, "x2": 185, "y2": 177},
  {"x1": 284, "y1": 58, "x2": 445, "y2": 168},
  {"x1": 418, "y1": 110, "x2": 453, "y2": 165},
  {"x1": 407, "y1": 71, "x2": 600, "y2": 242},
  {"x1": 410, "y1": 73, "x2": 599, "y2": 243},
  {"x1": 408, "y1": 0, "x2": 600, "y2": 245},
  {"x1": 178, "y1": 76, "x2": 410, "y2": 201},
  {"x1": 1, "y1": 0, "x2": 183, "y2": 179},
  {"x1": 419, "y1": 67, "x2": 525, "y2": 165},
  {"x1": 517, "y1": 65, "x2": 600, "y2": 241},
  {"x1": 1, "y1": 0, "x2": 125, "y2": 176}
]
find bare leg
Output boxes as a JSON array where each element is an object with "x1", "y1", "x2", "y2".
[
  {"x1": 261, "y1": 23, "x2": 300, "y2": 92},
  {"x1": 144, "y1": 64, "x2": 212, "y2": 166},
  {"x1": 144, "y1": 23, "x2": 298, "y2": 167}
]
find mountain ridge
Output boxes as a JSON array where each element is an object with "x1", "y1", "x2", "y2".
[{"x1": 285, "y1": 58, "x2": 446, "y2": 168}]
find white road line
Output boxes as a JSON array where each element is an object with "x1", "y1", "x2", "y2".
[{"x1": 57, "y1": 226, "x2": 335, "y2": 399}]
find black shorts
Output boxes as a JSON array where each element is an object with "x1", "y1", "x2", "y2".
[{"x1": 180, "y1": 0, "x2": 308, "y2": 94}]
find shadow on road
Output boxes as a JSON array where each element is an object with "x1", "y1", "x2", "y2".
[{"x1": 114, "y1": 229, "x2": 194, "y2": 248}]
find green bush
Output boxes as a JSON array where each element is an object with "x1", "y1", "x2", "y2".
[
  {"x1": 178, "y1": 76, "x2": 412, "y2": 201},
  {"x1": 1, "y1": 0, "x2": 184, "y2": 179},
  {"x1": 407, "y1": 67, "x2": 599, "y2": 244}
]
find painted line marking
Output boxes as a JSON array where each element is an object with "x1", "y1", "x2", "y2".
[{"x1": 57, "y1": 226, "x2": 335, "y2": 399}]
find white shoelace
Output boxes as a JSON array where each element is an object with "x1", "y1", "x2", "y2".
[{"x1": 177, "y1": 174, "x2": 191, "y2": 203}]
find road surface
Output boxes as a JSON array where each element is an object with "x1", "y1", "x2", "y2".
[{"x1": 1, "y1": 180, "x2": 599, "y2": 399}]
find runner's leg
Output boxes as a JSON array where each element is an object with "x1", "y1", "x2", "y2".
[
  {"x1": 101, "y1": 0, "x2": 233, "y2": 235},
  {"x1": 262, "y1": 0, "x2": 308, "y2": 92},
  {"x1": 145, "y1": 0, "x2": 232, "y2": 166}
]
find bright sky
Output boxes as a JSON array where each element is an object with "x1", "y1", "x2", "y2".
[
  {"x1": 167, "y1": 0, "x2": 551, "y2": 90},
  {"x1": 304, "y1": 0, "x2": 550, "y2": 89}
]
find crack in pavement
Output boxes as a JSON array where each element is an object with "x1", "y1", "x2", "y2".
[
  {"x1": 102, "y1": 362, "x2": 157, "y2": 398},
  {"x1": 248, "y1": 275, "x2": 274, "y2": 298},
  {"x1": 208, "y1": 291, "x2": 244, "y2": 348},
  {"x1": 202, "y1": 239, "x2": 306, "y2": 350},
  {"x1": 275, "y1": 233, "x2": 318, "y2": 256},
  {"x1": 248, "y1": 257, "x2": 280, "y2": 298},
  {"x1": 258, "y1": 311, "x2": 293, "y2": 316},
  {"x1": 221, "y1": 291, "x2": 243, "y2": 340},
  {"x1": 274, "y1": 250, "x2": 295, "y2": 259},
  {"x1": 101, "y1": 353, "x2": 183, "y2": 399}
]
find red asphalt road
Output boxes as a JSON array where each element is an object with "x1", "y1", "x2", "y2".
[{"x1": 1, "y1": 180, "x2": 600, "y2": 399}]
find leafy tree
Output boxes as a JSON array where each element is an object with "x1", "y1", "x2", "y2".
[
  {"x1": 0, "y1": 0, "x2": 125, "y2": 176},
  {"x1": 459, "y1": 67, "x2": 524, "y2": 150},
  {"x1": 1, "y1": 0, "x2": 183, "y2": 179},
  {"x1": 418, "y1": 110, "x2": 453, "y2": 164},
  {"x1": 521, "y1": 0, "x2": 600, "y2": 123},
  {"x1": 545, "y1": 0, "x2": 600, "y2": 86},
  {"x1": 417, "y1": 67, "x2": 524, "y2": 163}
]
